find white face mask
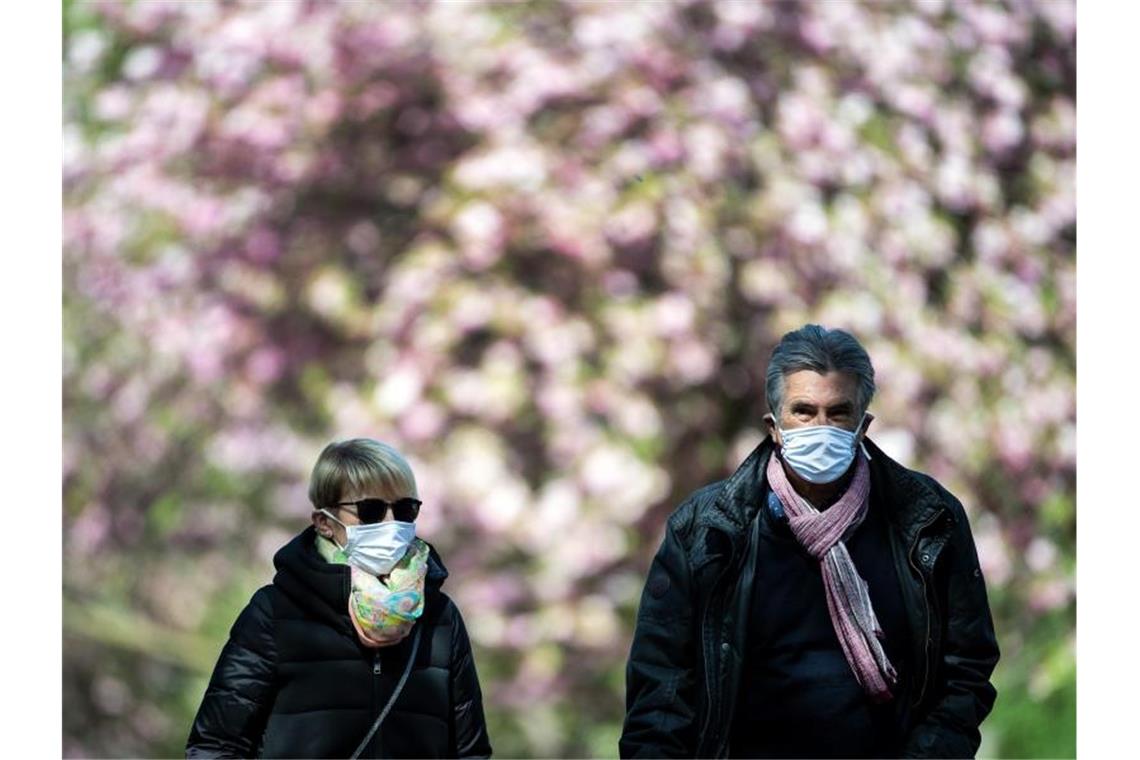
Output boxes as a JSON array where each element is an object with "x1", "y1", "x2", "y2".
[
  {"x1": 321, "y1": 510, "x2": 416, "y2": 577},
  {"x1": 776, "y1": 413, "x2": 868, "y2": 484}
]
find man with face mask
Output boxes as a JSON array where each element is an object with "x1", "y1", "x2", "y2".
[{"x1": 620, "y1": 324, "x2": 999, "y2": 759}]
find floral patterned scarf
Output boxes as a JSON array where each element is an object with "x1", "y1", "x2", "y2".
[{"x1": 316, "y1": 534, "x2": 429, "y2": 648}]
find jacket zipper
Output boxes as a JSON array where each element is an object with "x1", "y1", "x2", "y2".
[
  {"x1": 702, "y1": 531, "x2": 753, "y2": 758},
  {"x1": 364, "y1": 652, "x2": 382, "y2": 759},
  {"x1": 908, "y1": 512, "x2": 940, "y2": 707},
  {"x1": 697, "y1": 562, "x2": 730, "y2": 756}
]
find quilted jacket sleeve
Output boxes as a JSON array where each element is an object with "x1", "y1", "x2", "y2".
[
  {"x1": 449, "y1": 602, "x2": 492, "y2": 758},
  {"x1": 902, "y1": 488, "x2": 1000, "y2": 759},
  {"x1": 186, "y1": 587, "x2": 277, "y2": 759},
  {"x1": 619, "y1": 514, "x2": 700, "y2": 758}
]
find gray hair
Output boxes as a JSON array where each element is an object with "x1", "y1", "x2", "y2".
[
  {"x1": 308, "y1": 438, "x2": 418, "y2": 511},
  {"x1": 765, "y1": 324, "x2": 876, "y2": 418}
]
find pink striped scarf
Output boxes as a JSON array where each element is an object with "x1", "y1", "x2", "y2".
[{"x1": 765, "y1": 451, "x2": 898, "y2": 702}]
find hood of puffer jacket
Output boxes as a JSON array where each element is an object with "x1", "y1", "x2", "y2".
[
  {"x1": 271, "y1": 525, "x2": 449, "y2": 634},
  {"x1": 688, "y1": 435, "x2": 953, "y2": 571}
]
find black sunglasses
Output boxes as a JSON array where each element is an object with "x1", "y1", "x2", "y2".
[{"x1": 334, "y1": 497, "x2": 422, "y2": 524}]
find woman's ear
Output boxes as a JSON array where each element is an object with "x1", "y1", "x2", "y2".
[{"x1": 312, "y1": 510, "x2": 333, "y2": 538}]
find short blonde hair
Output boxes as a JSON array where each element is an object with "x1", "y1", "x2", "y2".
[{"x1": 308, "y1": 438, "x2": 418, "y2": 511}]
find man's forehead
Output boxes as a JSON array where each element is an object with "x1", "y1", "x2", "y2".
[{"x1": 783, "y1": 370, "x2": 859, "y2": 403}]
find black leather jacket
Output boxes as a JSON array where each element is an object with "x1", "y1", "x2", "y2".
[{"x1": 620, "y1": 437, "x2": 999, "y2": 758}]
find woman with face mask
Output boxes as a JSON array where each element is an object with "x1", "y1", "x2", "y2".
[{"x1": 186, "y1": 438, "x2": 492, "y2": 758}]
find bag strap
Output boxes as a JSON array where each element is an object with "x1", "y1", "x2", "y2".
[{"x1": 349, "y1": 624, "x2": 423, "y2": 760}]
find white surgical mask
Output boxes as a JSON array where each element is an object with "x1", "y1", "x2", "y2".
[
  {"x1": 776, "y1": 414, "x2": 868, "y2": 484},
  {"x1": 321, "y1": 510, "x2": 416, "y2": 577}
]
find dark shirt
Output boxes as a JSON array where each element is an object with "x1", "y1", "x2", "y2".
[{"x1": 728, "y1": 486, "x2": 913, "y2": 759}]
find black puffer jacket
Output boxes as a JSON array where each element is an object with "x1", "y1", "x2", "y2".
[
  {"x1": 620, "y1": 437, "x2": 999, "y2": 759},
  {"x1": 187, "y1": 526, "x2": 492, "y2": 758}
]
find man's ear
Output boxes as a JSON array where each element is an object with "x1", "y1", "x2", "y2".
[
  {"x1": 858, "y1": 412, "x2": 875, "y2": 440},
  {"x1": 763, "y1": 413, "x2": 780, "y2": 446}
]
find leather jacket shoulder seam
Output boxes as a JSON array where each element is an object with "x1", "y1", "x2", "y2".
[{"x1": 667, "y1": 480, "x2": 725, "y2": 541}]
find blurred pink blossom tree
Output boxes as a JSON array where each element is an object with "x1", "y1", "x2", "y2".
[{"x1": 64, "y1": 0, "x2": 1074, "y2": 756}]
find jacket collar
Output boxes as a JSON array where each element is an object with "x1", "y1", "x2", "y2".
[
  {"x1": 690, "y1": 438, "x2": 773, "y2": 570},
  {"x1": 862, "y1": 437, "x2": 953, "y2": 547},
  {"x1": 424, "y1": 541, "x2": 449, "y2": 586},
  {"x1": 273, "y1": 526, "x2": 352, "y2": 632},
  {"x1": 690, "y1": 435, "x2": 952, "y2": 568}
]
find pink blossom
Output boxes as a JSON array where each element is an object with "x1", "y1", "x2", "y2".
[{"x1": 983, "y1": 109, "x2": 1025, "y2": 154}]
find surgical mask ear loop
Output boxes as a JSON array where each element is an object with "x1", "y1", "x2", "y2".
[
  {"x1": 319, "y1": 508, "x2": 349, "y2": 551},
  {"x1": 856, "y1": 412, "x2": 872, "y2": 461}
]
